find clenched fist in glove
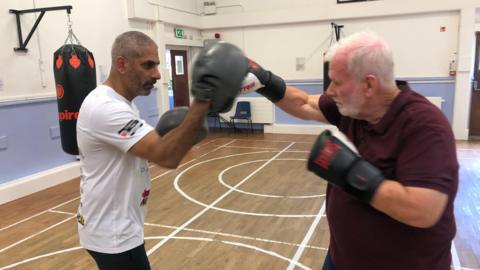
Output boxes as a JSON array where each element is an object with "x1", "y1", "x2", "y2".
[
  {"x1": 307, "y1": 130, "x2": 384, "y2": 202},
  {"x1": 240, "y1": 59, "x2": 286, "y2": 102},
  {"x1": 191, "y1": 42, "x2": 248, "y2": 113},
  {"x1": 155, "y1": 107, "x2": 208, "y2": 144}
]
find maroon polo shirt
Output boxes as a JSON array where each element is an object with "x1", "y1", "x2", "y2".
[{"x1": 319, "y1": 82, "x2": 459, "y2": 270}]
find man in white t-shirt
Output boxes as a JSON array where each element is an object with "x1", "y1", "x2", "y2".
[{"x1": 76, "y1": 31, "x2": 248, "y2": 270}]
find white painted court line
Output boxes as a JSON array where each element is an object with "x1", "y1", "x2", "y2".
[
  {"x1": 223, "y1": 145, "x2": 280, "y2": 150},
  {"x1": 0, "y1": 139, "x2": 237, "y2": 256},
  {"x1": 145, "y1": 222, "x2": 327, "y2": 251},
  {"x1": 0, "y1": 197, "x2": 79, "y2": 232},
  {"x1": 48, "y1": 209, "x2": 76, "y2": 216},
  {"x1": 193, "y1": 138, "x2": 220, "y2": 148},
  {"x1": 0, "y1": 246, "x2": 83, "y2": 270},
  {"x1": 146, "y1": 236, "x2": 214, "y2": 242},
  {"x1": 150, "y1": 139, "x2": 237, "y2": 183},
  {"x1": 234, "y1": 138, "x2": 314, "y2": 144},
  {"x1": 0, "y1": 230, "x2": 319, "y2": 270},
  {"x1": 146, "y1": 142, "x2": 295, "y2": 256},
  {"x1": 218, "y1": 158, "x2": 324, "y2": 199},
  {"x1": 174, "y1": 151, "x2": 319, "y2": 217},
  {"x1": 223, "y1": 240, "x2": 312, "y2": 270},
  {"x1": 286, "y1": 201, "x2": 326, "y2": 270},
  {"x1": 0, "y1": 216, "x2": 75, "y2": 253},
  {"x1": 146, "y1": 235, "x2": 312, "y2": 269}
]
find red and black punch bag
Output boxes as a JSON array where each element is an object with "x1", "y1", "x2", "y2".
[
  {"x1": 53, "y1": 44, "x2": 96, "y2": 155},
  {"x1": 323, "y1": 60, "x2": 330, "y2": 91}
]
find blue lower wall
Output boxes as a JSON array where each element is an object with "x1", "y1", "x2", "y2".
[
  {"x1": 0, "y1": 98, "x2": 76, "y2": 184},
  {"x1": 133, "y1": 89, "x2": 160, "y2": 127},
  {"x1": 0, "y1": 78, "x2": 454, "y2": 185},
  {"x1": 274, "y1": 77, "x2": 455, "y2": 125},
  {"x1": 0, "y1": 89, "x2": 159, "y2": 185},
  {"x1": 406, "y1": 77, "x2": 454, "y2": 123}
]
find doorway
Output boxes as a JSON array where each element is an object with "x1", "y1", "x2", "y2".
[
  {"x1": 168, "y1": 49, "x2": 190, "y2": 108},
  {"x1": 469, "y1": 32, "x2": 480, "y2": 138}
]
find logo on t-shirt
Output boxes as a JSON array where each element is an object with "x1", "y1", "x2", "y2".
[
  {"x1": 118, "y1": 119, "x2": 143, "y2": 137},
  {"x1": 77, "y1": 213, "x2": 86, "y2": 226},
  {"x1": 140, "y1": 188, "x2": 150, "y2": 206}
]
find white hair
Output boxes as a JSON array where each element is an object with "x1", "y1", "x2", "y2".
[{"x1": 325, "y1": 31, "x2": 395, "y2": 89}]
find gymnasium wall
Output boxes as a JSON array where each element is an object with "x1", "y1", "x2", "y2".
[
  {"x1": 0, "y1": 0, "x2": 477, "y2": 201},
  {"x1": 0, "y1": 0, "x2": 156, "y2": 187},
  {"x1": 202, "y1": 6, "x2": 459, "y2": 130},
  {"x1": 203, "y1": 12, "x2": 459, "y2": 80}
]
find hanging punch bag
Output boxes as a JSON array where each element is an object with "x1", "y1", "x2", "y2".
[
  {"x1": 53, "y1": 15, "x2": 96, "y2": 155},
  {"x1": 323, "y1": 57, "x2": 330, "y2": 92}
]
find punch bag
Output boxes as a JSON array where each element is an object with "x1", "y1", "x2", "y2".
[
  {"x1": 323, "y1": 60, "x2": 330, "y2": 92},
  {"x1": 53, "y1": 44, "x2": 96, "y2": 155},
  {"x1": 323, "y1": 51, "x2": 331, "y2": 92}
]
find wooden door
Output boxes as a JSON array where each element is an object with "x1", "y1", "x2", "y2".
[
  {"x1": 170, "y1": 50, "x2": 190, "y2": 107},
  {"x1": 469, "y1": 32, "x2": 480, "y2": 137}
]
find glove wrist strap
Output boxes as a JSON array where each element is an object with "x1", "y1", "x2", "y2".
[{"x1": 257, "y1": 72, "x2": 286, "y2": 102}]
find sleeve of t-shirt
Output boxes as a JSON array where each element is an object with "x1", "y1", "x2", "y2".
[
  {"x1": 89, "y1": 100, "x2": 154, "y2": 153},
  {"x1": 396, "y1": 120, "x2": 458, "y2": 194},
  {"x1": 318, "y1": 94, "x2": 341, "y2": 126}
]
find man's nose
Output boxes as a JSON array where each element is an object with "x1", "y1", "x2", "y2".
[
  {"x1": 153, "y1": 67, "x2": 161, "y2": 80},
  {"x1": 325, "y1": 83, "x2": 334, "y2": 97}
]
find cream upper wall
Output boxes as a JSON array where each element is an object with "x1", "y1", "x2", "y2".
[
  {"x1": 202, "y1": 11, "x2": 459, "y2": 80},
  {"x1": 1, "y1": 0, "x2": 473, "y2": 101},
  {"x1": 151, "y1": 0, "x2": 199, "y2": 14},
  {"x1": 0, "y1": 0, "x2": 153, "y2": 101},
  {"x1": 2, "y1": 0, "x2": 480, "y2": 139},
  {"x1": 198, "y1": 0, "x2": 480, "y2": 28},
  {"x1": 196, "y1": 0, "x2": 323, "y2": 14}
]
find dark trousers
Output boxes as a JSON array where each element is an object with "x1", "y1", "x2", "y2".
[
  {"x1": 87, "y1": 243, "x2": 151, "y2": 270},
  {"x1": 322, "y1": 252, "x2": 338, "y2": 270}
]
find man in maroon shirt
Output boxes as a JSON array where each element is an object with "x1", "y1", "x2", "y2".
[{"x1": 241, "y1": 32, "x2": 459, "y2": 270}]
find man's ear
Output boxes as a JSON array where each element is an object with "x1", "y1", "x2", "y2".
[
  {"x1": 364, "y1": 75, "x2": 379, "y2": 97},
  {"x1": 115, "y1": 56, "x2": 128, "y2": 74}
]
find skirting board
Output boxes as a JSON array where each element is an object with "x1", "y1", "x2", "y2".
[
  {"x1": 264, "y1": 124, "x2": 337, "y2": 134},
  {"x1": 0, "y1": 162, "x2": 81, "y2": 205}
]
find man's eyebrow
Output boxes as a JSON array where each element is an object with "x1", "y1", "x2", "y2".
[{"x1": 142, "y1": 60, "x2": 160, "y2": 66}]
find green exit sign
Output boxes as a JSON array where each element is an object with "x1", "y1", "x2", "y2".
[{"x1": 174, "y1": 28, "x2": 185, "y2": 39}]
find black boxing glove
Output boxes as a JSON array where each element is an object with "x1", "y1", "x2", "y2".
[
  {"x1": 240, "y1": 58, "x2": 286, "y2": 102},
  {"x1": 191, "y1": 42, "x2": 248, "y2": 113},
  {"x1": 155, "y1": 107, "x2": 208, "y2": 144},
  {"x1": 307, "y1": 130, "x2": 384, "y2": 203}
]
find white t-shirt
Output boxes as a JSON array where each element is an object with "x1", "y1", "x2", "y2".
[{"x1": 76, "y1": 85, "x2": 154, "y2": 254}]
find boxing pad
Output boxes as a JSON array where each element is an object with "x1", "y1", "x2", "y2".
[
  {"x1": 156, "y1": 107, "x2": 208, "y2": 144},
  {"x1": 191, "y1": 42, "x2": 248, "y2": 113},
  {"x1": 307, "y1": 130, "x2": 384, "y2": 202},
  {"x1": 240, "y1": 58, "x2": 286, "y2": 102}
]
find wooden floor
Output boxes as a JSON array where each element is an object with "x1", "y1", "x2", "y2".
[{"x1": 0, "y1": 132, "x2": 478, "y2": 270}]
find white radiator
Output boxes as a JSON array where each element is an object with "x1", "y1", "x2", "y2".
[{"x1": 426, "y1": 97, "x2": 443, "y2": 109}]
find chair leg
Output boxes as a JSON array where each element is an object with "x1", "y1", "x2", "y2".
[{"x1": 231, "y1": 119, "x2": 236, "y2": 133}]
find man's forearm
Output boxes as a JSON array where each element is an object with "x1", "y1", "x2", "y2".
[
  {"x1": 276, "y1": 86, "x2": 325, "y2": 121},
  {"x1": 370, "y1": 180, "x2": 448, "y2": 228}
]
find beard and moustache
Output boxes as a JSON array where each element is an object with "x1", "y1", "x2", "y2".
[
  {"x1": 136, "y1": 79, "x2": 157, "y2": 96},
  {"x1": 336, "y1": 88, "x2": 366, "y2": 119}
]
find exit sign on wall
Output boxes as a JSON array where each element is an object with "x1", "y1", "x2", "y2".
[{"x1": 174, "y1": 28, "x2": 185, "y2": 39}]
